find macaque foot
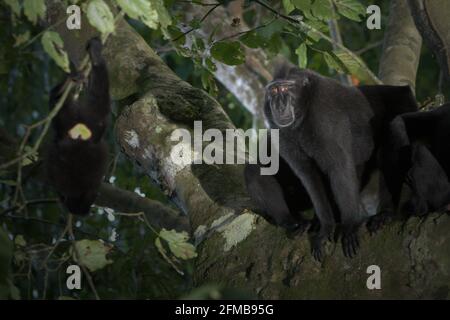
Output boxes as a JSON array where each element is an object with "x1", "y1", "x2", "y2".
[
  {"x1": 341, "y1": 229, "x2": 360, "y2": 258},
  {"x1": 309, "y1": 224, "x2": 333, "y2": 262},
  {"x1": 310, "y1": 235, "x2": 324, "y2": 262},
  {"x1": 402, "y1": 197, "x2": 428, "y2": 217},
  {"x1": 276, "y1": 213, "x2": 305, "y2": 231},
  {"x1": 285, "y1": 219, "x2": 310, "y2": 238},
  {"x1": 366, "y1": 211, "x2": 393, "y2": 234}
]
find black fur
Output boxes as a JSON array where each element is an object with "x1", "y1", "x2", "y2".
[
  {"x1": 245, "y1": 65, "x2": 421, "y2": 261},
  {"x1": 357, "y1": 85, "x2": 419, "y2": 231},
  {"x1": 248, "y1": 67, "x2": 376, "y2": 260},
  {"x1": 245, "y1": 148, "x2": 312, "y2": 232},
  {"x1": 389, "y1": 104, "x2": 450, "y2": 215},
  {"x1": 46, "y1": 38, "x2": 110, "y2": 216}
]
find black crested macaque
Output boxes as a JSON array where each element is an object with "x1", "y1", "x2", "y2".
[
  {"x1": 46, "y1": 37, "x2": 110, "y2": 216},
  {"x1": 357, "y1": 85, "x2": 419, "y2": 231},
  {"x1": 389, "y1": 104, "x2": 450, "y2": 216},
  {"x1": 260, "y1": 65, "x2": 376, "y2": 261},
  {"x1": 245, "y1": 64, "x2": 424, "y2": 261}
]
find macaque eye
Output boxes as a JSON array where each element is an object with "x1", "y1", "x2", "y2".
[
  {"x1": 280, "y1": 86, "x2": 288, "y2": 93},
  {"x1": 271, "y1": 87, "x2": 278, "y2": 94}
]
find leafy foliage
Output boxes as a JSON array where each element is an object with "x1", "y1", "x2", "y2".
[
  {"x1": 334, "y1": 0, "x2": 366, "y2": 22},
  {"x1": 23, "y1": 0, "x2": 46, "y2": 24},
  {"x1": 41, "y1": 31, "x2": 70, "y2": 73},
  {"x1": 159, "y1": 229, "x2": 197, "y2": 260},
  {"x1": 296, "y1": 43, "x2": 308, "y2": 68},
  {"x1": 210, "y1": 41, "x2": 246, "y2": 66},
  {"x1": 86, "y1": 0, "x2": 115, "y2": 35},
  {"x1": 71, "y1": 240, "x2": 113, "y2": 272}
]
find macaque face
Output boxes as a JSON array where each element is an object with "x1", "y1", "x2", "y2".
[{"x1": 265, "y1": 80, "x2": 297, "y2": 127}]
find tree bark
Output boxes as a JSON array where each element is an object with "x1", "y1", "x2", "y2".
[
  {"x1": 409, "y1": 0, "x2": 450, "y2": 81},
  {"x1": 378, "y1": 0, "x2": 422, "y2": 90},
  {"x1": 96, "y1": 183, "x2": 189, "y2": 232}
]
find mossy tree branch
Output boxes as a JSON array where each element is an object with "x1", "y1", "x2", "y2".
[{"x1": 378, "y1": 0, "x2": 422, "y2": 90}]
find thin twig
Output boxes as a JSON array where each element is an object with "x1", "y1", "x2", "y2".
[
  {"x1": 0, "y1": 198, "x2": 58, "y2": 216},
  {"x1": 20, "y1": 17, "x2": 67, "y2": 50},
  {"x1": 0, "y1": 213, "x2": 111, "y2": 242},
  {"x1": 172, "y1": 3, "x2": 221, "y2": 42},
  {"x1": 212, "y1": 17, "x2": 276, "y2": 44},
  {"x1": 355, "y1": 40, "x2": 383, "y2": 55},
  {"x1": 39, "y1": 218, "x2": 70, "y2": 270}
]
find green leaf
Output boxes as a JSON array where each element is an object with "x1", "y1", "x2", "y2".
[
  {"x1": 14, "y1": 31, "x2": 30, "y2": 47},
  {"x1": 311, "y1": 0, "x2": 333, "y2": 20},
  {"x1": 116, "y1": 0, "x2": 171, "y2": 34},
  {"x1": 205, "y1": 57, "x2": 217, "y2": 72},
  {"x1": 167, "y1": 25, "x2": 185, "y2": 44},
  {"x1": 189, "y1": 18, "x2": 201, "y2": 29},
  {"x1": 200, "y1": 71, "x2": 218, "y2": 96},
  {"x1": 239, "y1": 31, "x2": 266, "y2": 49},
  {"x1": 152, "y1": 0, "x2": 172, "y2": 36},
  {"x1": 155, "y1": 237, "x2": 184, "y2": 275},
  {"x1": 334, "y1": 50, "x2": 375, "y2": 83},
  {"x1": 292, "y1": 0, "x2": 311, "y2": 11},
  {"x1": 303, "y1": 18, "x2": 329, "y2": 42},
  {"x1": 159, "y1": 229, "x2": 197, "y2": 260},
  {"x1": 22, "y1": 146, "x2": 38, "y2": 166},
  {"x1": 117, "y1": 0, "x2": 157, "y2": 29},
  {"x1": 333, "y1": 0, "x2": 365, "y2": 22},
  {"x1": 86, "y1": 0, "x2": 115, "y2": 35},
  {"x1": 14, "y1": 235, "x2": 26, "y2": 247},
  {"x1": 71, "y1": 240, "x2": 113, "y2": 272},
  {"x1": 4, "y1": 0, "x2": 21, "y2": 16},
  {"x1": 323, "y1": 51, "x2": 345, "y2": 73},
  {"x1": 210, "y1": 41, "x2": 245, "y2": 66},
  {"x1": 283, "y1": 0, "x2": 295, "y2": 14},
  {"x1": 23, "y1": 0, "x2": 46, "y2": 24},
  {"x1": 295, "y1": 43, "x2": 308, "y2": 68},
  {"x1": 41, "y1": 31, "x2": 70, "y2": 73}
]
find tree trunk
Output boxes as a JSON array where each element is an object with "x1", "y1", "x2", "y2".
[
  {"x1": 409, "y1": 0, "x2": 450, "y2": 81},
  {"x1": 378, "y1": 0, "x2": 422, "y2": 90}
]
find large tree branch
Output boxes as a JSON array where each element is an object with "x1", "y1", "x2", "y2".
[
  {"x1": 409, "y1": 0, "x2": 450, "y2": 81},
  {"x1": 378, "y1": 0, "x2": 422, "y2": 89},
  {"x1": 96, "y1": 183, "x2": 189, "y2": 232}
]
